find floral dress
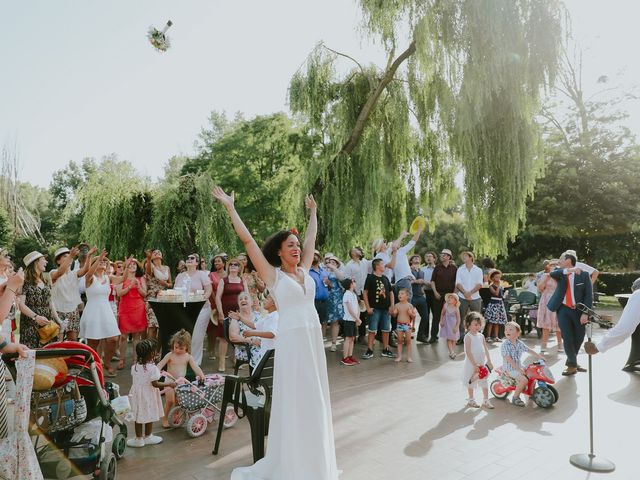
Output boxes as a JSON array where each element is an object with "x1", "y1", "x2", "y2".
[
  {"x1": 233, "y1": 312, "x2": 261, "y2": 363},
  {"x1": 485, "y1": 285, "x2": 508, "y2": 325},
  {"x1": 21, "y1": 281, "x2": 55, "y2": 349},
  {"x1": 0, "y1": 351, "x2": 43, "y2": 479},
  {"x1": 326, "y1": 273, "x2": 344, "y2": 324},
  {"x1": 145, "y1": 268, "x2": 168, "y2": 329}
]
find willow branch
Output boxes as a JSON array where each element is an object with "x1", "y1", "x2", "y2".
[{"x1": 339, "y1": 40, "x2": 416, "y2": 157}]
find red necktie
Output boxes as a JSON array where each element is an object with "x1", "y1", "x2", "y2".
[{"x1": 564, "y1": 273, "x2": 574, "y2": 308}]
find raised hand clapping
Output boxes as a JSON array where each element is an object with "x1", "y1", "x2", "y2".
[{"x1": 304, "y1": 194, "x2": 317, "y2": 210}]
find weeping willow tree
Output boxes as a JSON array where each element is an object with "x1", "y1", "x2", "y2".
[
  {"x1": 149, "y1": 172, "x2": 238, "y2": 270},
  {"x1": 77, "y1": 158, "x2": 153, "y2": 258},
  {"x1": 289, "y1": 0, "x2": 564, "y2": 255}
]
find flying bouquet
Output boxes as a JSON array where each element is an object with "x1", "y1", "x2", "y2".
[{"x1": 148, "y1": 20, "x2": 173, "y2": 52}]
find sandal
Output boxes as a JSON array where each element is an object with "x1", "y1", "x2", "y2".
[
  {"x1": 511, "y1": 397, "x2": 525, "y2": 407},
  {"x1": 117, "y1": 360, "x2": 125, "y2": 370},
  {"x1": 466, "y1": 399, "x2": 480, "y2": 408},
  {"x1": 105, "y1": 369, "x2": 117, "y2": 378}
]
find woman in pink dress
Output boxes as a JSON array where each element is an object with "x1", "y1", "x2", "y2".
[
  {"x1": 207, "y1": 254, "x2": 227, "y2": 360},
  {"x1": 536, "y1": 259, "x2": 563, "y2": 352},
  {"x1": 116, "y1": 258, "x2": 148, "y2": 368}
]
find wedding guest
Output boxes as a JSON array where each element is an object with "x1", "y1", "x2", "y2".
[
  {"x1": 409, "y1": 255, "x2": 430, "y2": 343},
  {"x1": 207, "y1": 253, "x2": 227, "y2": 360},
  {"x1": 18, "y1": 251, "x2": 60, "y2": 349},
  {"x1": 116, "y1": 258, "x2": 148, "y2": 369},
  {"x1": 455, "y1": 251, "x2": 483, "y2": 345},
  {"x1": 419, "y1": 251, "x2": 438, "y2": 343},
  {"x1": 176, "y1": 253, "x2": 213, "y2": 367},
  {"x1": 324, "y1": 255, "x2": 345, "y2": 352},
  {"x1": 342, "y1": 246, "x2": 370, "y2": 341},
  {"x1": 430, "y1": 249, "x2": 458, "y2": 344},
  {"x1": 144, "y1": 249, "x2": 172, "y2": 341},
  {"x1": 51, "y1": 246, "x2": 93, "y2": 341},
  {"x1": 536, "y1": 259, "x2": 563, "y2": 353}
]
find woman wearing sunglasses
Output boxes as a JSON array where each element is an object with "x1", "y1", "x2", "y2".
[
  {"x1": 174, "y1": 253, "x2": 212, "y2": 366},
  {"x1": 213, "y1": 186, "x2": 338, "y2": 480}
]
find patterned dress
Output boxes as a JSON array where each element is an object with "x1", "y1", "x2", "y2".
[
  {"x1": 145, "y1": 266, "x2": 169, "y2": 329},
  {"x1": 326, "y1": 273, "x2": 344, "y2": 324},
  {"x1": 21, "y1": 281, "x2": 55, "y2": 349},
  {"x1": 485, "y1": 285, "x2": 508, "y2": 325}
]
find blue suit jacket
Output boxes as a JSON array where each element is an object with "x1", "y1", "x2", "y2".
[{"x1": 547, "y1": 268, "x2": 593, "y2": 313}]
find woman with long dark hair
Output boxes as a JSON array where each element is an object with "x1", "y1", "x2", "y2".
[
  {"x1": 213, "y1": 186, "x2": 338, "y2": 480},
  {"x1": 116, "y1": 258, "x2": 148, "y2": 369}
]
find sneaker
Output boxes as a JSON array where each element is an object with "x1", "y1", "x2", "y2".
[
  {"x1": 144, "y1": 434, "x2": 163, "y2": 445},
  {"x1": 511, "y1": 397, "x2": 525, "y2": 407},
  {"x1": 493, "y1": 337, "x2": 502, "y2": 343},
  {"x1": 456, "y1": 339, "x2": 464, "y2": 346},
  {"x1": 330, "y1": 344, "x2": 337, "y2": 352},
  {"x1": 427, "y1": 337, "x2": 438, "y2": 344},
  {"x1": 362, "y1": 349, "x2": 374, "y2": 359},
  {"x1": 381, "y1": 349, "x2": 397, "y2": 358},
  {"x1": 487, "y1": 337, "x2": 494, "y2": 344},
  {"x1": 466, "y1": 399, "x2": 480, "y2": 408},
  {"x1": 348, "y1": 356, "x2": 360, "y2": 365},
  {"x1": 127, "y1": 437, "x2": 145, "y2": 448},
  {"x1": 482, "y1": 400, "x2": 495, "y2": 409},
  {"x1": 340, "y1": 357, "x2": 354, "y2": 366}
]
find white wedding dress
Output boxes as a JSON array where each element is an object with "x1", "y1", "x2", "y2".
[{"x1": 231, "y1": 267, "x2": 338, "y2": 480}]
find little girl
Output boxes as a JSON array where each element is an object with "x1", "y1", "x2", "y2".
[
  {"x1": 440, "y1": 293, "x2": 461, "y2": 359},
  {"x1": 340, "y1": 278, "x2": 361, "y2": 366},
  {"x1": 127, "y1": 339, "x2": 175, "y2": 448},
  {"x1": 157, "y1": 329, "x2": 205, "y2": 427},
  {"x1": 485, "y1": 270, "x2": 508, "y2": 342},
  {"x1": 462, "y1": 312, "x2": 494, "y2": 409}
]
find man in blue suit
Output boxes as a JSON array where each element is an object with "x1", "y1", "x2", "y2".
[{"x1": 547, "y1": 252, "x2": 593, "y2": 375}]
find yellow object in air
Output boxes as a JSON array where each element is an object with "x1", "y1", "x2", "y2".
[{"x1": 409, "y1": 216, "x2": 427, "y2": 234}]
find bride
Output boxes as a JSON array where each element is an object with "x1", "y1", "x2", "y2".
[{"x1": 213, "y1": 186, "x2": 339, "y2": 480}]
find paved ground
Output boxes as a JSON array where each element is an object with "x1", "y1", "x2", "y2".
[{"x1": 109, "y1": 309, "x2": 638, "y2": 480}]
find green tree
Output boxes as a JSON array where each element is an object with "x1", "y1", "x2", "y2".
[
  {"x1": 0, "y1": 206, "x2": 11, "y2": 248},
  {"x1": 77, "y1": 157, "x2": 153, "y2": 259},
  {"x1": 288, "y1": 0, "x2": 563, "y2": 255},
  {"x1": 506, "y1": 53, "x2": 640, "y2": 270},
  {"x1": 185, "y1": 112, "x2": 320, "y2": 244}
]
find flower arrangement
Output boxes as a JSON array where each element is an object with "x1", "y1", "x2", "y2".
[{"x1": 147, "y1": 20, "x2": 173, "y2": 52}]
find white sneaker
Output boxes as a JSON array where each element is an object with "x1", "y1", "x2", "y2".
[
  {"x1": 330, "y1": 344, "x2": 337, "y2": 352},
  {"x1": 144, "y1": 434, "x2": 163, "y2": 445},
  {"x1": 482, "y1": 400, "x2": 495, "y2": 409},
  {"x1": 127, "y1": 437, "x2": 145, "y2": 448}
]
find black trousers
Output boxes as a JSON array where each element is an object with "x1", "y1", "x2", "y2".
[{"x1": 413, "y1": 295, "x2": 430, "y2": 340}]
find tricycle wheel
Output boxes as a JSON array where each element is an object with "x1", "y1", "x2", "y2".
[
  {"x1": 490, "y1": 379, "x2": 509, "y2": 399},
  {"x1": 168, "y1": 406, "x2": 186, "y2": 427},
  {"x1": 112, "y1": 431, "x2": 127, "y2": 459},
  {"x1": 532, "y1": 386, "x2": 555, "y2": 408},
  {"x1": 187, "y1": 413, "x2": 208, "y2": 438}
]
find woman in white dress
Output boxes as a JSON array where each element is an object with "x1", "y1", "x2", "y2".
[
  {"x1": 213, "y1": 186, "x2": 339, "y2": 480},
  {"x1": 79, "y1": 249, "x2": 122, "y2": 377}
]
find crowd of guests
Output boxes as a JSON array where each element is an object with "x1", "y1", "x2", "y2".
[{"x1": 0, "y1": 232, "x2": 631, "y2": 416}]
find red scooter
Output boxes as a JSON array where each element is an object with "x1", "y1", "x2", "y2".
[{"x1": 490, "y1": 359, "x2": 559, "y2": 408}]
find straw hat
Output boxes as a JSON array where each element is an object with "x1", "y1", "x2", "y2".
[
  {"x1": 54, "y1": 247, "x2": 70, "y2": 260},
  {"x1": 440, "y1": 249, "x2": 453, "y2": 257},
  {"x1": 444, "y1": 293, "x2": 460, "y2": 306},
  {"x1": 24, "y1": 251, "x2": 45, "y2": 267},
  {"x1": 324, "y1": 254, "x2": 342, "y2": 267}
]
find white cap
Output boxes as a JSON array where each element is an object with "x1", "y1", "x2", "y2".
[{"x1": 54, "y1": 247, "x2": 70, "y2": 259}]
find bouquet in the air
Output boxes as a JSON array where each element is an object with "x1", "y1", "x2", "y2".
[{"x1": 148, "y1": 20, "x2": 173, "y2": 52}]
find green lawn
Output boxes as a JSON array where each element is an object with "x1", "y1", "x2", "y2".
[{"x1": 597, "y1": 295, "x2": 623, "y2": 310}]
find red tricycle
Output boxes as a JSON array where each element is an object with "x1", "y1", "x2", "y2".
[{"x1": 490, "y1": 359, "x2": 559, "y2": 408}]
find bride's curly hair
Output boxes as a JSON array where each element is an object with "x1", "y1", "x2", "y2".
[{"x1": 262, "y1": 230, "x2": 301, "y2": 267}]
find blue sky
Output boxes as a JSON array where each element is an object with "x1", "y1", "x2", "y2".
[{"x1": 1, "y1": 0, "x2": 639, "y2": 187}]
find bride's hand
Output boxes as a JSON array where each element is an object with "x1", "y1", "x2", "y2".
[
  {"x1": 305, "y1": 194, "x2": 317, "y2": 210},
  {"x1": 212, "y1": 186, "x2": 235, "y2": 210}
]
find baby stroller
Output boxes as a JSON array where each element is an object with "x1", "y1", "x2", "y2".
[
  {"x1": 5, "y1": 342, "x2": 128, "y2": 480},
  {"x1": 166, "y1": 373, "x2": 238, "y2": 438}
]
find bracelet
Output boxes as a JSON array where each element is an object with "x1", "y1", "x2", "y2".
[{"x1": 0, "y1": 339, "x2": 7, "y2": 351}]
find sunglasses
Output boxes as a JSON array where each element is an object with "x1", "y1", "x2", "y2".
[
  {"x1": 229, "y1": 263, "x2": 240, "y2": 267},
  {"x1": 187, "y1": 256, "x2": 197, "y2": 261}
]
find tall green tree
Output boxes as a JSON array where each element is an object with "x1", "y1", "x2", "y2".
[
  {"x1": 289, "y1": 0, "x2": 563, "y2": 255},
  {"x1": 77, "y1": 157, "x2": 153, "y2": 259},
  {"x1": 505, "y1": 52, "x2": 640, "y2": 270}
]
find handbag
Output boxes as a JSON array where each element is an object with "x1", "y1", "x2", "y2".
[
  {"x1": 30, "y1": 380, "x2": 87, "y2": 434},
  {"x1": 37, "y1": 320, "x2": 60, "y2": 345}
]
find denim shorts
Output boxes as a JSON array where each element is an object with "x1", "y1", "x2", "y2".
[
  {"x1": 396, "y1": 323, "x2": 411, "y2": 333},
  {"x1": 368, "y1": 308, "x2": 391, "y2": 333}
]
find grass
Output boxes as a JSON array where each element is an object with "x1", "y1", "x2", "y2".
[{"x1": 597, "y1": 295, "x2": 623, "y2": 310}]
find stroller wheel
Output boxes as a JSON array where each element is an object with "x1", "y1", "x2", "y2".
[
  {"x1": 97, "y1": 452, "x2": 117, "y2": 480},
  {"x1": 187, "y1": 413, "x2": 208, "y2": 438},
  {"x1": 113, "y1": 432, "x2": 127, "y2": 459},
  {"x1": 168, "y1": 406, "x2": 187, "y2": 427},
  {"x1": 223, "y1": 405, "x2": 238, "y2": 429}
]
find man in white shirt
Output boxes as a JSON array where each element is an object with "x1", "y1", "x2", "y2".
[
  {"x1": 392, "y1": 228, "x2": 424, "y2": 302},
  {"x1": 585, "y1": 278, "x2": 640, "y2": 371},
  {"x1": 455, "y1": 251, "x2": 483, "y2": 344}
]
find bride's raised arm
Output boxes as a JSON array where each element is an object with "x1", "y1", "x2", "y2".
[
  {"x1": 212, "y1": 186, "x2": 276, "y2": 286},
  {"x1": 300, "y1": 194, "x2": 317, "y2": 271}
]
